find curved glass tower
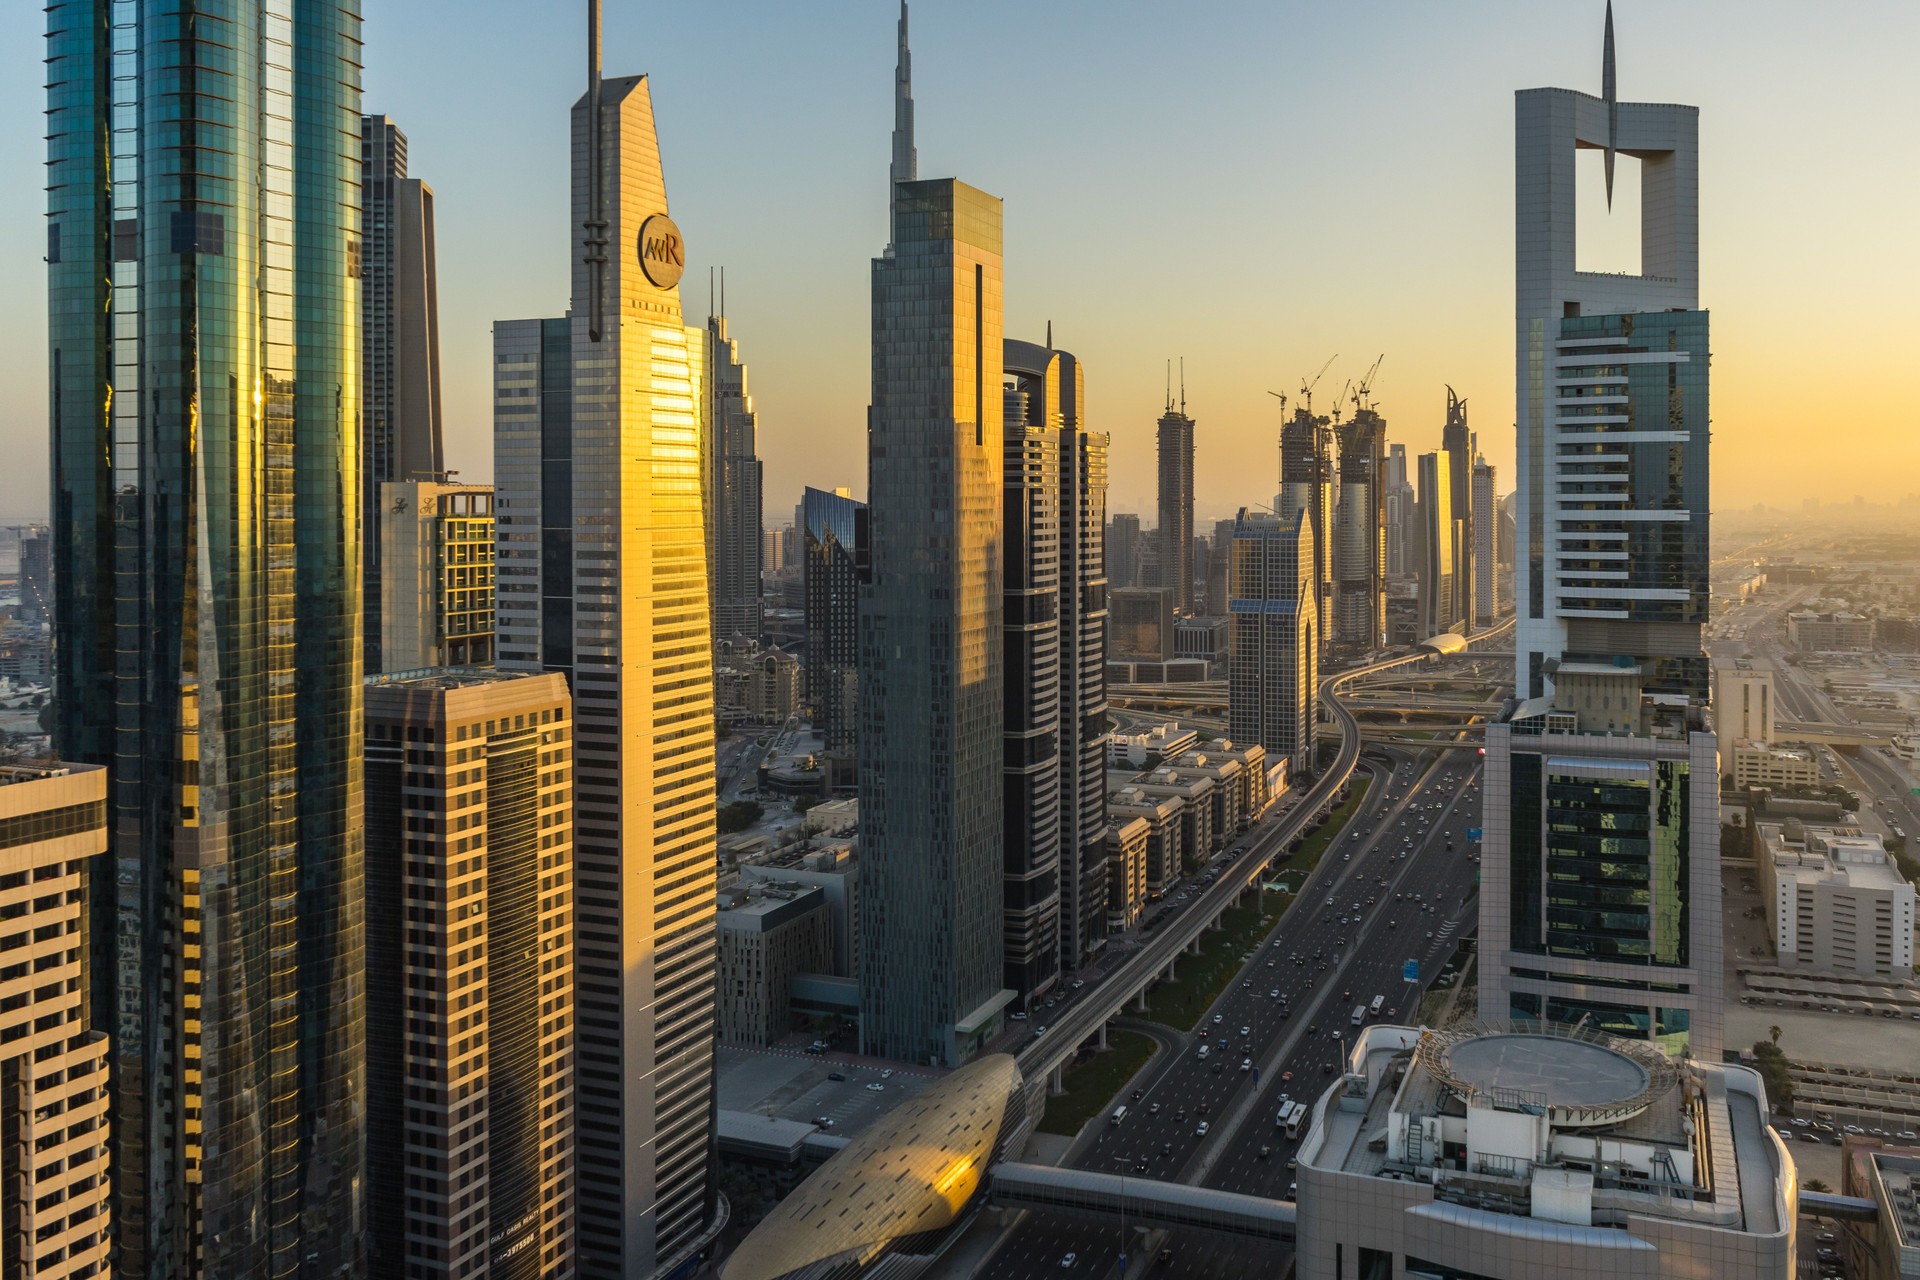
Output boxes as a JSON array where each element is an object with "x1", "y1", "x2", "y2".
[{"x1": 46, "y1": 2, "x2": 365, "y2": 1274}]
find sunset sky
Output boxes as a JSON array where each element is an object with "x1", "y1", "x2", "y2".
[{"x1": 2, "y1": 0, "x2": 1914, "y2": 526}]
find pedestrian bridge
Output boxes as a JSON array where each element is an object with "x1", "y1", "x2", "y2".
[{"x1": 986, "y1": 1162, "x2": 1296, "y2": 1242}]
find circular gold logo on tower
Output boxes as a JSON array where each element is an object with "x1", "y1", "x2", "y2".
[{"x1": 637, "y1": 213, "x2": 685, "y2": 290}]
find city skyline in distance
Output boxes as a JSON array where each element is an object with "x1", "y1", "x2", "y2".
[{"x1": 3, "y1": 2, "x2": 1916, "y2": 524}]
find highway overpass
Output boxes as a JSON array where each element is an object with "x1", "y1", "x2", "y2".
[{"x1": 1016, "y1": 616, "x2": 1515, "y2": 1086}]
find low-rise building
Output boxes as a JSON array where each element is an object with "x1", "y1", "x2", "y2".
[
  {"x1": 1104, "y1": 817, "x2": 1150, "y2": 932},
  {"x1": 1144, "y1": 755, "x2": 1244, "y2": 845},
  {"x1": 740, "y1": 843, "x2": 860, "y2": 980},
  {"x1": 1732, "y1": 741, "x2": 1821, "y2": 789},
  {"x1": 1125, "y1": 768, "x2": 1218, "y2": 870},
  {"x1": 1107, "y1": 722, "x2": 1198, "y2": 771},
  {"x1": 1297, "y1": 1023, "x2": 1794, "y2": 1280},
  {"x1": 1174, "y1": 615, "x2": 1230, "y2": 668},
  {"x1": 1196, "y1": 738, "x2": 1283, "y2": 815},
  {"x1": 1107, "y1": 786, "x2": 1186, "y2": 897},
  {"x1": 1105, "y1": 657, "x2": 1212, "y2": 684},
  {"x1": 716, "y1": 882, "x2": 835, "y2": 1046},
  {"x1": 1757, "y1": 820, "x2": 1916, "y2": 978},
  {"x1": 1788, "y1": 610, "x2": 1874, "y2": 652}
]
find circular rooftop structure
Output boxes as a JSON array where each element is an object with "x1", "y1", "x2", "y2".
[{"x1": 1415, "y1": 1021, "x2": 1678, "y2": 1127}]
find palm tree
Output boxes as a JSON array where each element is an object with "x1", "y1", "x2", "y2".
[
  {"x1": 1769, "y1": 1025, "x2": 1783, "y2": 1047},
  {"x1": 1806, "y1": 1178, "x2": 1832, "y2": 1194}
]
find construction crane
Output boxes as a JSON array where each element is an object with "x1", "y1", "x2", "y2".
[
  {"x1": 1352, "y1": 353, "x2": 1386, "y2": 413},
  {"x1": 1300, "y1": 354, "x2": 1337, "y2": 416},
  {"x1": 1330, "y1": 378, "x2": 1353, "y2": 425}
]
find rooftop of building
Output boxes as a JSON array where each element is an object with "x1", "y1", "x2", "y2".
[
  {"x1": 0, "y1": 762, "x2": 82, "y2": 787},
  {"x1": 1867, "y1": 1150, "x2": 1920, "y2": 1251},
  {"x1": 363, "y1": 665, "x2": 528, "y2": 690},
  {"x1": 1759, "y1": 821, "x2": 1911, "y2": 893},
  {"x1": 1303, "y1": 1022, "x2": 1788, "y2": 1238},
  {"x1": 717, "y1": 880, "x2": 827, "y2": 924}
]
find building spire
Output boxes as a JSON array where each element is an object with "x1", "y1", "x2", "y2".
[
  {"x1": 887, "y1": 1, "x2": 916, "y2": 249},
  {"x1": 1602, "y1": 0, "x2": 1618, "y2": 209}
]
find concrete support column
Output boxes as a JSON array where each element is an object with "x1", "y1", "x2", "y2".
[
  {"x1": 1134, "y1": 987, "x2": 1149, "y2": 1013},
  {"x1": 1097, "y1": 1023, "x2": 1109, "y2": 1051},
  {"x1": 1189, "y1": 936, "x2": 1203, "y2": 956},
  {"x1": 1164, "y1": 958, "x2": 1178, "y2": 981},
  {"x1": 1050, "y1": 1064, "x2": 1066, "y2": 1095}
]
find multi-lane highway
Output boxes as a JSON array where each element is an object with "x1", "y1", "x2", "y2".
[{"x1": 987, "y1": 743, "x2": 1488, "y2": 1279}]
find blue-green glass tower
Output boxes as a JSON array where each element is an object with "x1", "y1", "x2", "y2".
[{"x1": 46, "y1": 3, "x2": 366, "y2": 1276}]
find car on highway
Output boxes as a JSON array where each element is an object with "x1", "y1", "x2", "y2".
[
  {"x1": 865, "y1": 1082, "x2": 885, "y2": 1092},
  {"x1": 1195, "y1": 1122, "x2": 1210, "y2": 1136},
  {"x1": 1059, "y1": 1252, "x2": 1077, "y2": 1268},
  {"x1": 1241, "y1": 1058, "x2": 1253, "y2": 1071}
]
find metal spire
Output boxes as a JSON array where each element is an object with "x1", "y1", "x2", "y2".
[
  {"x1": 1602, "y1": 0, "x2": 1618, "y2": 210},
  {"x1": 585, "y1": 0, "x2": 607, "y2": 341},
  {"x1": 886, "y1": 1, "x2": 916, "y2": 249}
]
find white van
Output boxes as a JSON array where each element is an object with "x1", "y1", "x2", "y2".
[
  {"x1": 1197, "y1": 1043, "x2": 1210, "y2": 1059},
  {"x1": 1370, "y1": 995, "x2": 1385, "y2": 1016},
  {"x1": 1111, "y1": 1106, "x2": 1127, "y2": 1125}
]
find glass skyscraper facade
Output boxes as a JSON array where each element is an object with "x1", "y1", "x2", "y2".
[
  {"x1": 859, "y1": 177, "x2": 1012, "y2": 1067},
  {"x1": 802, "y1": 486, "x2": 866, "y2": 774},
  {"x1": 45, "y1": 2, "x2": 367, "y2": 1274},
  {"x1": 705, "y1": 313, "x2": 764, "y2": 644}
]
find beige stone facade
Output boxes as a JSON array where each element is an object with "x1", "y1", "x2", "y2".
[{"x1": 0, "y1": 764, "x2": 111, "y2": 1280}]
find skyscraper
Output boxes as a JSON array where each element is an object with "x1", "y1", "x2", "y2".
[
  {"x1": 17, "y1": 527, "x2": 50, "y2": 624},
  {"x1": 1106, "y1": 512, "x2": 1142, "y2": 590},
  {"x1": 1007, "y1": 339, "x2": 1109, "y2": 981},
  {"x1": 1481, "y1": 5, "x2": 1721, "y2": 1060},
  {"x1": 1383, "y1": 442, "x2": 1414, "y2": 579},
  {"x1": 1229, "y1": 509, "x2": 1319, "y2": 777},
  {"x1": 1280, "y1": 406, "x2": 1334, "y2": 654},
  {"x1": 378, "y1": 479, "x2": 496, "y2": 669},
  {"x1": 1000, "y1": 377, "x2": 1063, "y2": 1002},
  {"x1": 47, "y1": 5, "x2": 366, "y2": 1273},
  {"x1": 362, "y1": 115, "x2": 446, "y2": 674},
  {"x1": 1442, "y1": 387, "x2": 1475, "y2": 635},
  {"x1": 859, "y1": 8, "x2": 1011, "y2": 1062},
  {"x1": 1333, "y1": 408, "x2": 1387, "y2": 651},
  {"x1": 1416, "y1": 449, "x2": 1458, "y2": 637},
  {"x1": 1155, "y1": 394, "x2": 1197, "y2": 616},
  {"x1": 707, "y1": 307, "x2": 764, "y2": 643},
  {"x1": 802, "y1": 486, "x2": 866, "y2": 774},
  {"x1": 493, "y1": 67, "x2": 718, "y2": 1273},
  {"x1": 364, "y1": 669, "x2": 575, "y2": 1277},
  {"x1": 860, "y1": 172, "x2": 1010, "y2": 1064},
  {"x1": 1472, "y1": 457, "x2": 1499, "y2": 625},
  {"x1": 0, "y1": 763, "x2": 112, "y2": 1279}
]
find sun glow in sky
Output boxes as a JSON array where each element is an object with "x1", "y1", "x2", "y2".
[{"x1": 1, "y1": 1, "x2": 1914, "y2": 523}]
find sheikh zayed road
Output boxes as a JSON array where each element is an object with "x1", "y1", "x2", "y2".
[{"x1": 991, "y1": 642, "x2": 1505, "y2": 1277}]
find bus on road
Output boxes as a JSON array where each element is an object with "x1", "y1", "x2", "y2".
[
  {"x1": 1282, "y1": 1101, "x2": 1309, "y2": 1139},
  {"x1": 1351, "y1": 1004, "x2": 1367, "y2": 1026}
]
